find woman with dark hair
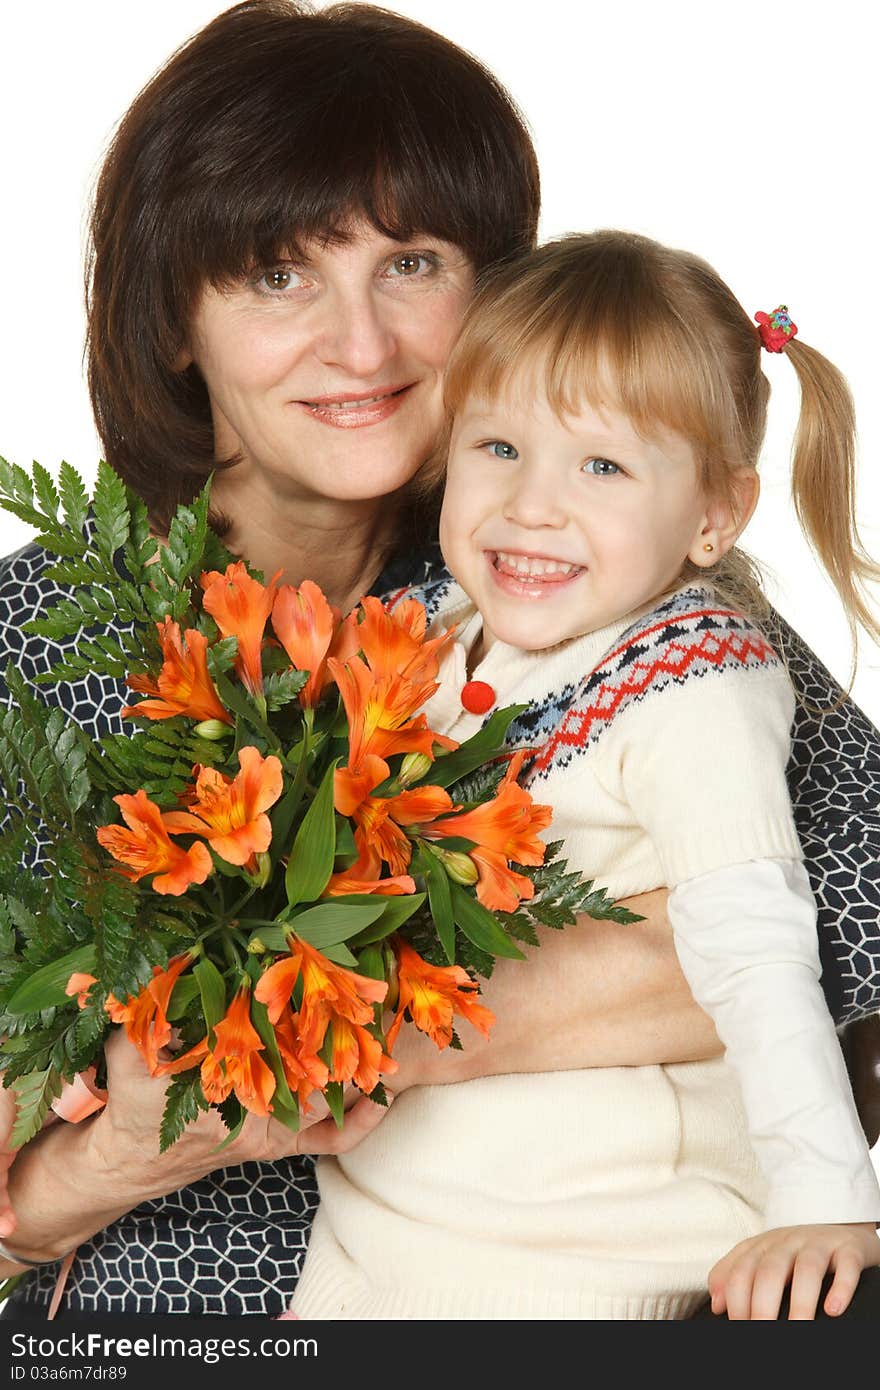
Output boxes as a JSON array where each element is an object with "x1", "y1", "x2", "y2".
[{"x1": 0, "y1": 0, "x2": 878, "y2": 1319}]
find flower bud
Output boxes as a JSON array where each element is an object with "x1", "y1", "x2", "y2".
[
  {"x1": 247, "y1": 851, "x2": 272, "y2": 889},
  {"x1": 247, "y1": 936, "x2": 267, "y2": 955},
  {"x1": 398, "y1": 752, "x2": 433, "y2": 787},
  {"x1": 435, "y1": 847, "x2": 479, "y2": 886},
  {"x1": 382, "y1": 942, "x2": 399, "y2": 1013},
  {"x1": 193, "y1": 718, "x2": 232, "y2": 741}
]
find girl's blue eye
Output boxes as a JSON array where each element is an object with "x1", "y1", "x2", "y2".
[
  {"x1": 486, "y1": 441, "x2": 519, "y2": 460},
  {"x1": 583, "y1": 457, "x2": 620, "y2": 476}
]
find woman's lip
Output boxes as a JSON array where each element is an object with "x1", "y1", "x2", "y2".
[
  {"x1": 485, "y1": 549, "x2": 586, "y2": 600},
  {"x1": 294, "y1": 383, "x2": 414, "y2": 429},
  {"x1": 299, "y1": 384, "x2": 412, "y2": 406}
]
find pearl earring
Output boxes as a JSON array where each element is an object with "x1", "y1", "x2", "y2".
[{"x1": 702, "y1": 543, "x2": 715, "y2": 553}]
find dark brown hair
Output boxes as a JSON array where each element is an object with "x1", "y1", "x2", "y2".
[
  {"x1": 86, "y1": 0, "x2": 540, "y2": 532},
  {"x1": 442, "y1": 230, "x2": 879, "y2": 655}
]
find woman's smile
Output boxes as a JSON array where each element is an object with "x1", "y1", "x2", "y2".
[{"x1": 294, "y1": 382, "x2": 416, "y2": 428}]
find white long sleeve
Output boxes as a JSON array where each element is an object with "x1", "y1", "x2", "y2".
[{"x1": 669, "y1": 858, "x2": 880, "y2": 1229}]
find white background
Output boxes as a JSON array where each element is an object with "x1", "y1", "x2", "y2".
[{"x1": 0, "y1": 0, "x2": 877, "y2": 732}]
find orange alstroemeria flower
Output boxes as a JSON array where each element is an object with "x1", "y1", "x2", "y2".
[
  {"x1": 356, "y1": 595, "x2": 454, "y2": 687},
  {"x1": 197, "y1": 987, "x2": 276, "y2": 1116},
  {"x1": 272, "y1": 580, "x2": 362, "y2": 709},
  {"x1": 104, "y1": 953, "x2": 194, "y2": 1074},
  {"x1": 254, "y1": 936, "x2": 388, "y2": 1063},
  {"x1": 97, "y1": 790, "x2": 214, "y2": 896},
  {"x1": 385, "y1": 938, "x2": 495, "y2": 1051},
  {"x1": 422, "y1": 751, "x2": 552, "y2": 911},
  {"x1": 329, "y1": 655, "x2": 456, "y2": 783},
  {"x1": 272, "y1": 1008, "x2": 329, "y2": 1114},
  {"x1": 200, "y1": 561, "x2": 281, "y2": 696},
  {"x1": 162, "y1": 746, "x2": 283, "y2": 867},
  {"x1": 327, "y1": 1015, "x2": 397, "y2": 1095},
  {"x1": 65, "y1": 972, "x2": 98, "y2": 1009},
  {"x1": 122, "y1": 619, "x2": 231, "y2": 725},
  {"x1": 324, "y1": 842, "x2": 416, "y2": 897}
]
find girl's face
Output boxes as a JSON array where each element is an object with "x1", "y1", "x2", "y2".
[
  {"x1": 440, "y1": 384, "x2": 718, "y2": 653},
  {"x1": 184, "y1": 219, "x2": 474, "y2": 507}
]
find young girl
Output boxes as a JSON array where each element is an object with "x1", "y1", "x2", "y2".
[{"x1": 289, "y1": 230, "x2": 880, "y2": 1320}]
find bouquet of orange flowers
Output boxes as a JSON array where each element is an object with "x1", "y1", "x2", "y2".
[{"x1": 0, "y1": 460, "x2": 635, "y2": 1153}]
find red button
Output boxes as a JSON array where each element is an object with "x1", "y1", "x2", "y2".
[{"x1": 460, "y1": 680, "x2": 495, "y2": 714}]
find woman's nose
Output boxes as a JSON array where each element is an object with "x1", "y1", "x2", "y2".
[
  {"x1": 502, "y1": 466, "x2": 568, "y2": 528},
  {"x1": 314, "y1": 288, "x2": 397, "y2": 377}
]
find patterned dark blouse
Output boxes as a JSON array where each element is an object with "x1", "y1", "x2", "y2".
[{"x1": 1, "y1": 537, "x2": 879, "y2": 1317}]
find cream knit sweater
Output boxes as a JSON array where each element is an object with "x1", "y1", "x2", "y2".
[{"x1": 290, "y1": 581, "x2": 878, "y2": 1321}]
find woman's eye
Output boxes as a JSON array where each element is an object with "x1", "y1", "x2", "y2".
[
  {"x1": 485, "y1": 440, "x2": 519, "y2": 460},
  {"x1": 582, "y1": 457, "x2": 620, "y2": 476},
  {"x1": 254, "y1": 266, "x2": 305, "y2": 294},
  {"x1": 386, "y1": 252, "x2": 436, "y2": 278}
]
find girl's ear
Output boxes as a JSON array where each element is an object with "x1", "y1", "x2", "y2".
[
  {"x1": 689, "y1": 468, "x2": 760, "y2": 567},
  {"x1": 172, "y1": 343, "x2": 194, "y2": 371}
]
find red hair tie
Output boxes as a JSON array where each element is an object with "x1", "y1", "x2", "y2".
[{"x1": 754, "y1": 304, "x2": 798, "y2": 353}]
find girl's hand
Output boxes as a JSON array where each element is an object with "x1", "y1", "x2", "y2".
[{"x1": 708, "y1": 1223, "x2": 880, "y2": 1319}]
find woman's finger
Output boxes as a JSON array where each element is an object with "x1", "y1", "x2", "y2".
[{"x1": 294, "y1": 1093, "x2": 393, "y2": 1156}]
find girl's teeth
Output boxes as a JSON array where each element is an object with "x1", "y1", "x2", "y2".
[{"x1": 495, "y1": 551, "x2": 580, "y2": 578}]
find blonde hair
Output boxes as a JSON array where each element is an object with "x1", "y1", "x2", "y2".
[{"x1": 438, "y1": 230, "x2": 879, "y2": 668}]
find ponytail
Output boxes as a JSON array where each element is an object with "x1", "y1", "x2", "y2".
[{"x1": 784, "y1": 339, "x2": 880, "y2": 663}]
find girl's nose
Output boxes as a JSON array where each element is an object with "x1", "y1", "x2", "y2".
[{"x1": 314, "y1": 287, "x2": 397, "y2": 378}]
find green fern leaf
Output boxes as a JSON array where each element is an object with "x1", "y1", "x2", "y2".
[
  {"x1": 58, "y1": 461, "x2": 90, "y2": 533},
  {"x1": 7, "y1": 1068, "x2": 64, "y2": 1147},
  {"x1": 93, "y1": 462, "x2": 131, "y2": 566}
]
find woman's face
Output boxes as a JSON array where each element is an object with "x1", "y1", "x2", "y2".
[{"x1": 185, "y1": 219, "x2": 474, "y2": 505}]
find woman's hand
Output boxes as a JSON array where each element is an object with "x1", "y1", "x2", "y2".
[
  {"x1": 1, "y1": 1028, "x2": 391, "y2": 1270},
  {"x1": 707, "y1": 1223, "x2": 880, "y2": 1319},
  {"x1": 93, "y1": 1027, "x2": 392, "y2": 1188}
]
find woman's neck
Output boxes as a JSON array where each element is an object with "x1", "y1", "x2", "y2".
[{"x1": 210, "y1": 470, "x2": 398, "y2": 612}]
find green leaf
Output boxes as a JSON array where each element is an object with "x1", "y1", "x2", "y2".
[
  {"x1": 167, "y1": 974, "x2": 201, "y2": 1021},
  {"x1": 58, "y1": 461, "x2": 90, "y2": 533},
  {"x1": 248, "y1": 992, "x2": 301, "y2": 1132},
  {"x1": 346, "y1": 893, "x2": 427, "y2": 947},
  {"x1": 355, "y1": 944, "x2": 386, "y2": 981},
  {"x1": 8, "y1": 1067, "x2": 64, "y2": 1147},
  {"x1": 318, "y1": 942, "x2": 358, "y2": 967},
  {"x1": 159, "y1": 1072, "x2": 210, "y2": 1153},
  {"x1": 5, "y1": 944, "x2": 97, "y2": 1014},
  {"x1": 425, "y1": 705, "x2": 528, "y2": 788},
  {"x1": 423, "y1": 853, "x2": 456, "y2": 963},
  {"x1": 194, "y1": 958, "x2": 227, "y2": 1037},
  {"x1": 449, "y1": 882, "x2": 525, "y2": 960},
  {"x1": 93, "y1": 461, "x2": 130, "y2": 565},
  {"x1": 31, "y1": 463, "x2": 59, "y2": 521},
  {"x1": 324, "y1": 1078, "x2": 345, "y2": 1129},
  {"x1": 264, "y1": 667, "x2": 309, "y2": 712},
  {"x1": 285, "y1": 759, "x2": 339, "y2": 907},
  {"x1": 288, "y1": 900, "x2": 387, "y2": 950}
]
